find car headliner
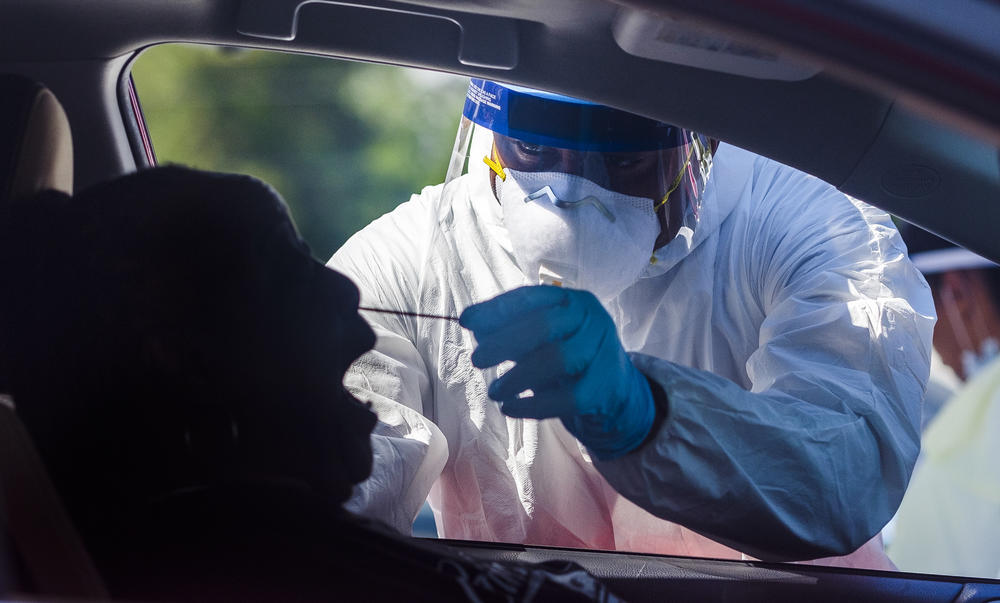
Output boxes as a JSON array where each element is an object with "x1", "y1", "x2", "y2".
[{"x1": 1, "y1": 0, "x2": 998, "y2": 257}]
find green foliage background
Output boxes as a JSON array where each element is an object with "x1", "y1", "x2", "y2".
[{"x1": 132, "y1": 44, "x2": 468, "y2": 260}]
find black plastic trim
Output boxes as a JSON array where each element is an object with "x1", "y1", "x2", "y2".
[{"x1": 116, "y1": 51, "x2": 156, "y2": 169}]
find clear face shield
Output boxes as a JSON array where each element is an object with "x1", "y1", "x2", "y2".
[{"x1": 445, "y1": 79, "x2": 714, "y2": 301}]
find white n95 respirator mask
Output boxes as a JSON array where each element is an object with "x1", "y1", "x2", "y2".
[{"x1": 497, "y1": 169, "x2": 660, "y2": 301}]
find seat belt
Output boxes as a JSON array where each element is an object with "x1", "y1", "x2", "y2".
[{"x1": 0, "y1": 395, "x2": 108, "y2": 598}]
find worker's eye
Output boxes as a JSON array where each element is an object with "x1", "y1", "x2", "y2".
[
  {"x1": 604, "y1": 154, "x2": 644, "y2": 171},
  {"x1": 515, "y1": 141, "x2": 546, "y2": 156},
  {"x1": 498, "y1": 137, "x2": 558, "y2": 171}
]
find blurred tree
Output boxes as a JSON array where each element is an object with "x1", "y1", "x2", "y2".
[{"x1": 132, "y1": 44, "x2": 467, "y2": 259}]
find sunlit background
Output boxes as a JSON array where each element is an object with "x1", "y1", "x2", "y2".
[{"x1": 132, "y1": 44, "x2": 468, "y2": 261}]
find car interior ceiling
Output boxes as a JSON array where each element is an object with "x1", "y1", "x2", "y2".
[
  {"x1": 1, "y1": 1, "x2": 1000, "y2": 601},
  {"x1": 2, "y1": 0, "x2": 998, "y2": 258}
]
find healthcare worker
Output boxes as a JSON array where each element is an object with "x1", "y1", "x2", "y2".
[
  {"x1": 329, "y1": 79, "x2": 935, "y2": 564},
  {"x1": 887, "y1": 227, "x2": 1000, "y2": 578}
]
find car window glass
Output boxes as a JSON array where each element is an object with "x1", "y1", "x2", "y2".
[
  {"x1": 132, "y1": 43, "x2": 465, "y2": 537},
  {"x1": 131, "y1": 43, "x2": 998, "y2": 581}
]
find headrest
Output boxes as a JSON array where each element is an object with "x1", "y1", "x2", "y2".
[{"x1": 0, "y1": 74, "x2": 72, "y2": 204}]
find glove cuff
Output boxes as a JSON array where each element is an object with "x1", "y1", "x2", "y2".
[{"x1": 585, "y1": 364, "x2": 656, "y2": 461}]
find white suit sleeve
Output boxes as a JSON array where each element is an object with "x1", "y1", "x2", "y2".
[
  {"x1": 328, "y1": 196, "x2": 449, "y2": 535},
  {"x1": 595, "y1": 166, "x2": 935, "y2": 561}
]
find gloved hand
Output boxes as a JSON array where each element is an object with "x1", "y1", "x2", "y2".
[{"x1": 459, "y1": 285, "x2": 656, "y2": 460}]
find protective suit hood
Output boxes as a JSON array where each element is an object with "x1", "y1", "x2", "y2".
[{"x1": 643, "y1": 143, "x2": 746, "y2": 277}]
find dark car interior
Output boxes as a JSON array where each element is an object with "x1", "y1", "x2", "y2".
[{"x1": 1, "y1": 1, "x2": 999, "y2": 601}]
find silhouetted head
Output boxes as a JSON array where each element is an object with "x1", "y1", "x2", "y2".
[{"x1": 0, "y1": 166, "x2": 377, "y2": 526}]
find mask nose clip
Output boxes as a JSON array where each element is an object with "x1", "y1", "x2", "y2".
[{"x1": 526, "y1": 186, "x2": 616, "y2": 223}]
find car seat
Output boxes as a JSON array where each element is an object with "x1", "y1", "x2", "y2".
[
  {"x1": 0, "y1": 74, "x2": 72, "y2": 205},
  {"x1": 0, "y1": 73, "x2": 107, "y2": 599}
]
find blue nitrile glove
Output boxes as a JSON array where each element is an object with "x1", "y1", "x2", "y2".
[{"x1": 459, "y1": 285, "x2": 656, "y2": 460}]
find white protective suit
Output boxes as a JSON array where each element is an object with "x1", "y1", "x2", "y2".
[{"x1": 330, "y1": 143, "x2": 935, "y2": 563}]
